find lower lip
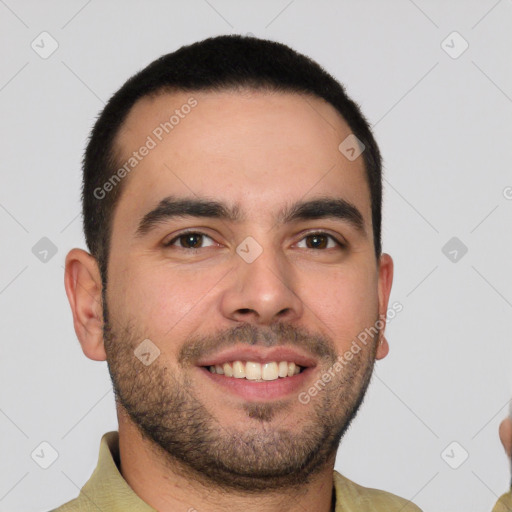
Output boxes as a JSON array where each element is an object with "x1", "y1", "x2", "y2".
[{"x1": 198, "y1": 366, "x2": 314, "y2": 401}]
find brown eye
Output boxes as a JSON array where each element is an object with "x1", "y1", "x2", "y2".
[
  {"x1": 165, "y1": 232, "x2": 215, "y2": 249},
  {"x1": 306, "y1": 234, "x2": 328, "y2": 249},
  {"x1": 180, "y1": 233, "x2": 203, "y2": 248},
  {"x1": 297, "y1": 233, "x2": 342, "y2": 250}
]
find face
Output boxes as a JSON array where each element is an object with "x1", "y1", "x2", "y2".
[{"x1": 78, "y1": 89, "x2": 393, "y2": 491}]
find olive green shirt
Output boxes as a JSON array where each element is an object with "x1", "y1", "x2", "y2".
[{"x1": 49, "y1": 431, "x2": 511, "y2": 512}]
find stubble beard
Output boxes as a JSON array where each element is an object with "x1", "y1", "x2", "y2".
[{"x1": 102, "y1": 299, "x2": 379, "y2": 493}]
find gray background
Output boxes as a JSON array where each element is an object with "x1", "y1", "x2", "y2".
[{"x1": 1, "y1": 1, "x2": 511, "y2": 511}]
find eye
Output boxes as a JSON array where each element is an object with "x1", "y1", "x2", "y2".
[
  {"x1": 164, "y1": 231, "x2": 216, "y2": 249},
  {"x1": 296, "y1": 232, "x2": 343, "y2": 250}
]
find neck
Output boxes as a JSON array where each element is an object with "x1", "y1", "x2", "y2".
[{"x1": 117, "y1": 414, "x2": 336, "y2": 512}]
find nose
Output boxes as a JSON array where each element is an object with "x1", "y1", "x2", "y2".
[{"x1": 219, "y1": 245, "x2": 304, "y2": 325}]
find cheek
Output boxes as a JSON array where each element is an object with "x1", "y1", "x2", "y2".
[
  {"x1": 301, "y1": 265, "x2": 379, "y2": 347},
  {"x1": 110, "y1": 261, "x2": 226, "y2": 335}
]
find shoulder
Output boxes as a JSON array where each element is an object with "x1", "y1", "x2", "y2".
[
  {"x1": 333, "y1": 470, "x2": 423, "y2": 511},
  {"x1": 47, "y1": 496, "x2": 95, "y2": 512},
  {"x1": 492, "y1": 490, "x2": 512, "y2": 512}
]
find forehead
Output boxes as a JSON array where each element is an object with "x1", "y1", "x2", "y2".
[{"x1": 111, "y1": 89, "x2": 371, "y2": 230}]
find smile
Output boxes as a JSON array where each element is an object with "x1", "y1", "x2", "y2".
[{"x1": 203, "y1": 360, "x2": 305, "y2": 382}]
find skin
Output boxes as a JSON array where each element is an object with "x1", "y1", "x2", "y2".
[
  {"x1": 500, "y1": 418, "x2": 512, "y2": 459},
  {"x1": 64, "y1": 89, "x2": 394, "y2": 512}
]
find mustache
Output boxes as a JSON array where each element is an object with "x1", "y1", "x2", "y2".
[{"x1": 178, "y1": 322, "x2": 337, "y2": 367}]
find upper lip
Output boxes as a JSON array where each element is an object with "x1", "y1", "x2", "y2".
[{"x1": 196, "y1": 346, "x2": 318, "y2": 368}]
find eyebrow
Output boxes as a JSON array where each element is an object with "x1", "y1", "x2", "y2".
[
  {"x1": 135, "y1": 197, "x2": 242, "y2": 237},
  {"x1": 278, "y1": 197, "x2": 365, "y2": 233},
  {"x1": 134, "y1": 195, "x2": 366, "y2": 238}
]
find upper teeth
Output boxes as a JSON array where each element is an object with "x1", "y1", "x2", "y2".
[{"x1": 208, "y1": 361, "x2": 302, "y2": 380}]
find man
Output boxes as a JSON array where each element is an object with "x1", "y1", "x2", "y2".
[{"x1": 57, "y1": 34, "x2": 470, "y2": 511}]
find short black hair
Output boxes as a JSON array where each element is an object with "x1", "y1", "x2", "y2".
[{"x1": 82, "y1": 34, "x2": 382, "y2": 286}]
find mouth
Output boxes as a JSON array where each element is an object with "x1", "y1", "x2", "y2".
[
  {"x1": 200, "y1": 360, "x2": 306, "y2": 381},
  {"x1": 195, "y1": 346, "x2": 317, "y2": 401}
]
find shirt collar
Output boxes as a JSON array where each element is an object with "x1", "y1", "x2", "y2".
[
  {"x1": 79, "y1": 431, "x2": 156, "y2": 512},
  {"x1": 78, "y1": 430, "x2": 388, "y2": 512}
]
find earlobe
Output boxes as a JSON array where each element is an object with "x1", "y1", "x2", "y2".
[
  {"x1": 375, "y1": 253, "x2": 394, "y2": 361},
  {"x1": 64, "y1": 248, "x2": 107, "y2": 361},
  {"x1": 376, "y1": 335, "x2": 389, "y2": 360}
]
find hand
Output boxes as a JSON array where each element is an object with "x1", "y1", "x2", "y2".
[{"x1": 499, "y1": 417, "x2": 512, "y2": 459}]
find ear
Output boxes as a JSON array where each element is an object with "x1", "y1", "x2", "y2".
[
  {"x1": 375, "y1": 253, "x2": 394, "y2": 360},
  {"x1": 64, "y1": 248, "x2": 106, "y2": 361}
]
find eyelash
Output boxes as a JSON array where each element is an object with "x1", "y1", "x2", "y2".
[
  {"x1": 296, "y1": 233, "x2": 345, "y2": 250},
  {"x1": 163, "y1": 230, "x2": 345, "y2": 250},
  {"x1": 163, "y1": 230, "x2": 216, "y2": 249}
]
